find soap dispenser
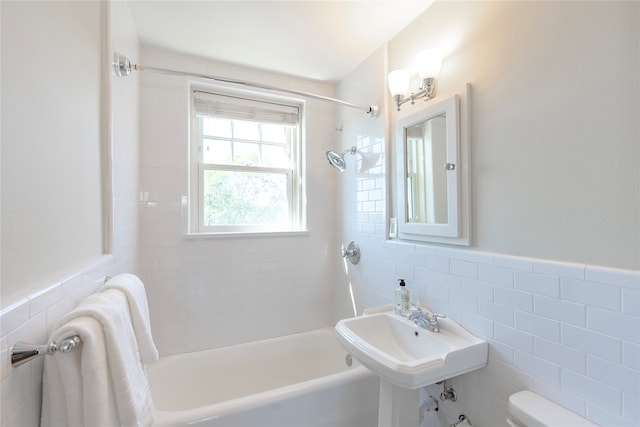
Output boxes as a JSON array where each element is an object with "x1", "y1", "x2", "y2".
[{"x1": 395, "y1": 279, "x2": 410, "y2": 316}]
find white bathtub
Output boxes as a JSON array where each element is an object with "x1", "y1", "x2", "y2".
[{"x1": 148, "y1": 328, "x2": 379, "y2": 427}]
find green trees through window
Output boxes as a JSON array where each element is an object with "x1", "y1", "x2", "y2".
[{"x1": 203, "y1": 170, "x2": 288, "y2": 226}]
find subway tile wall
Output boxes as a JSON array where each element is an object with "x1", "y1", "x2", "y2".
[
  {"x1": 349, "y1": 237, "x2": 639, "y2": 426},
  {"x1": 0, "y1": 258, "x2": 118, "y2": 426},
  {"x1": 9, "y1": 253, "x2": 634, "y2": 427},
  {"x1": 138, "y1": 47, "x2": 339, "y2": 356}
]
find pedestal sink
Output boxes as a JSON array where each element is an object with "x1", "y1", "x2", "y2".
[{"x1": 335, "y1": 306, "x2": 488, "y2": 427}]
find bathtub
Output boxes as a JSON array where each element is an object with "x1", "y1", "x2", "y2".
[{"x1": 148, "y1": 328, "x2": 379, "y2": 427}]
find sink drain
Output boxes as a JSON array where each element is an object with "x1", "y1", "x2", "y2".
[{"x1": 345, "y1": 354, "x2": 353, "y2": 367}]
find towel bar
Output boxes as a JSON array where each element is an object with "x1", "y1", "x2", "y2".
[{"x1": 11, "y1": 335, "x2": 81, "y2": 367}]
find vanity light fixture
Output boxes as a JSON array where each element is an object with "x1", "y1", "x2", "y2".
[{"x1": 388, "y1": 48, "x2": 442, "y2": 111}]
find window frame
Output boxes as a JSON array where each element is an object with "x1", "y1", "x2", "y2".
[{"x1": 189, "y1": 86, "x2": 306, "y2": 236}]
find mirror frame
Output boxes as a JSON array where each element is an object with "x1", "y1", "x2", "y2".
[{"x1": 395, "y1": 92, "x2": 470, "y2": 245}]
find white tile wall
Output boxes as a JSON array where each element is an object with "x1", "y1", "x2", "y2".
[
  {"x1": 138, "y1": 47, "x2": 338, "y2": 356},
  {"x1": 0, "y1": 257, "x2": 115, "y2": 426},
  {"x1": 344, "y1": 236, "x2": 639, "y2": 426}
]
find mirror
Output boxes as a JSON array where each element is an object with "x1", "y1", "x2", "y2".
[
  {"x1": 405, "y1": 112, "x2": 449, "y2": 225},
  {"x1": 396, "y1": 92, "x2": 470, "y2": 245}
]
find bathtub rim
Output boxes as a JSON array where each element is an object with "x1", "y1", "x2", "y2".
[{"x1": 151, "y1": 327, "x2": 344, "y2": 366}]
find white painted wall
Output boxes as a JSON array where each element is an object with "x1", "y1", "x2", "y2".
[
  {"x1": 334, "y1": 2, "x2": 639, "y2": 426},
  {"x1": 1, "y1": 1, "x2": 104, "y2": 304},
  {"x1": 389, "y1": 1, "x2": 639, "y2": 270},
  {"x1": 137, "y1": 47, "x2": 338, "y2": 355},
  {"x1": 0, "y1": 2, "x2": 140, "y2": 425}
]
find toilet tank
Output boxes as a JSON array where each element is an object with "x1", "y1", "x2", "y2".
[{"x1": 507, "y1": 391, "x2": 598, "y2": 427}]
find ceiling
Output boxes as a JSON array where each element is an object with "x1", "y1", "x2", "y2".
[{"x1": 127, "y1": 1, "x2": 434, "y2": 82}]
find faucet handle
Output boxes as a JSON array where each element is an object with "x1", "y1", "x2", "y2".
[
  {"x1": 427, "y1": 312, "x2": 446, "y2": 322},
  {"x1": 426, "y1": 313, "x2": 446, "y2": 332}
]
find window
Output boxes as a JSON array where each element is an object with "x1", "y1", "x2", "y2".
[{"x1": 190, "y1": 90, "x2": 304, "y2": 234}]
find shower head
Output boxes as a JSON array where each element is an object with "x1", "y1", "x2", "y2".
[
  {"x1": 326, "y1": 150, "x2": 347, "y2": 171},
  {"x1": 326, "y1": 146, "x2": 357, "y2": 172}
]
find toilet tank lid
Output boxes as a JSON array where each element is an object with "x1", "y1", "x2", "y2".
[{"x1": 508, "y1": 391, "x2": 598, "y2": 427}]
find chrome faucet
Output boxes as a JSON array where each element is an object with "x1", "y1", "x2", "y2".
[{"x1": 408, "y1": 306, "x2": 446, "y2": 333}]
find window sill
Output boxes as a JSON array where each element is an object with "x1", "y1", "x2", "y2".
[{"x1": 185, "y1": 230, "x2": 310, "y2": 239}]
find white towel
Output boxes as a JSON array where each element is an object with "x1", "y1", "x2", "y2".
[
  {"x1": 103, "y1": 273, "x2": 159, "y2": 364},
  {"x1": 41, "y1": 290, "x2": 156, "y2": 427},
  {"x1": 42, "y1": 317, "x2": 118, "y2": 427}
]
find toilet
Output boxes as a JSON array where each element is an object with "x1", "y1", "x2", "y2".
[{"x1": 507, "y1": 391, "x2": 598, "y2": 427}]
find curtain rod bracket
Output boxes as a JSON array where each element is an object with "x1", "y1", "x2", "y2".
[
  {"x1": 366, "y1": 105, "x2": 379, "y2": 119},
  {"x1": 113, "y1": 52, "x2": 131, "y2": 77},
  {"x1": 113, "y1": 52, "x2": 378, "y2": 118}
]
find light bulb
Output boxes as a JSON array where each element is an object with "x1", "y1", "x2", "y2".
[{"x1": 387, "y1": 69, "x2": 410, "y2": 97}]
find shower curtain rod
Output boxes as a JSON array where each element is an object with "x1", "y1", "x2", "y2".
[{"x1": 113, "y1": 52, "x2": 379, "y2": 118}]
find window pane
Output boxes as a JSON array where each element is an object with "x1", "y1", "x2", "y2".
[
  {"x1": 203, "y1": 138, "x2": 232, "y2": 164},
  {"x1": 261, "y1": 123, "x2": 289, "y2": 143},
  {"x1": 234, "y1": 141, "x2": 260, "y2": 165},
  {"x1": 233, "y1": 120, "x2": 260, "y2": 141},
  {"x1": 203, "y1": 170, "x2": 289, "y2": 226},
  {"x1": 262, "y1": 144, "x2": 288, "y2": 167},
  {"x1": 203, "y1": 117, "x2": 231, "y2": 138}
]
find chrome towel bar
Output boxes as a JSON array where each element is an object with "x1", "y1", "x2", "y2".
[
  {"x1": 11, "y1": 335, "x2": 81, "y2": 367},
  {"x1": 11, "y1": 275, "x2": 110, "y2": 368}
]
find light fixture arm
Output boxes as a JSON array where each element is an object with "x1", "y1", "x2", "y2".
[
  {"x1": 113, "y1": 52, "x2": 379, "y2": 119},
  {"x1": 393, "y1": 77, "x2": 437, "y2": 111}
]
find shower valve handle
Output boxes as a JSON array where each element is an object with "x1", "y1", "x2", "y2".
[
  {"x1": 342, "y1": 241, "x2": 361, "y2": 265},
  {"x1": 343, "y1": 248, "x2": 356, "y2": 257}
]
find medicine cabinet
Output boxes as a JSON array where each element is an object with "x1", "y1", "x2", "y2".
[{"x1": 395, "y1": 89, "x2": 470, "y2": 246}]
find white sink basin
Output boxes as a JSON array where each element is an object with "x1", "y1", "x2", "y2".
[{"x1": 335, "y1": 306, "x2": 488, "y2": 389}]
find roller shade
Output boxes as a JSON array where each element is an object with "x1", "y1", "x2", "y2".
[{"x1": 194, "y1": 90, "x2": 299, "y2": 125}]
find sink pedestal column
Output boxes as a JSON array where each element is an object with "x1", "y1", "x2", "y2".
[{"x1": 378, "y1": 379, "x2": 420, "y2": 427}]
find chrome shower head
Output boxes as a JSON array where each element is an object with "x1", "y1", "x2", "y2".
[
  {"x1": 326, "y1": 146, "x2": 357, "y2": 172},
  {"x1": 326, "y1": 150, "x2": 347, "y2": 171}
]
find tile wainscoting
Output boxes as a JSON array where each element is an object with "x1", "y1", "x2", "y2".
[
  {"x1": 345, "y1": 237, "x2": 639, "y2": 427},
  {"x1": 0, "y1": 256, "x2": 116, "y2": 426},
  {"x1": 1, "y1": 248, "x2": 638, "y2": 427}
]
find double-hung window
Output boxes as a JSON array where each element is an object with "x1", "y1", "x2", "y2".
[{"x1": 190, "y1": 89, "x2": 304, "y2": 234}]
